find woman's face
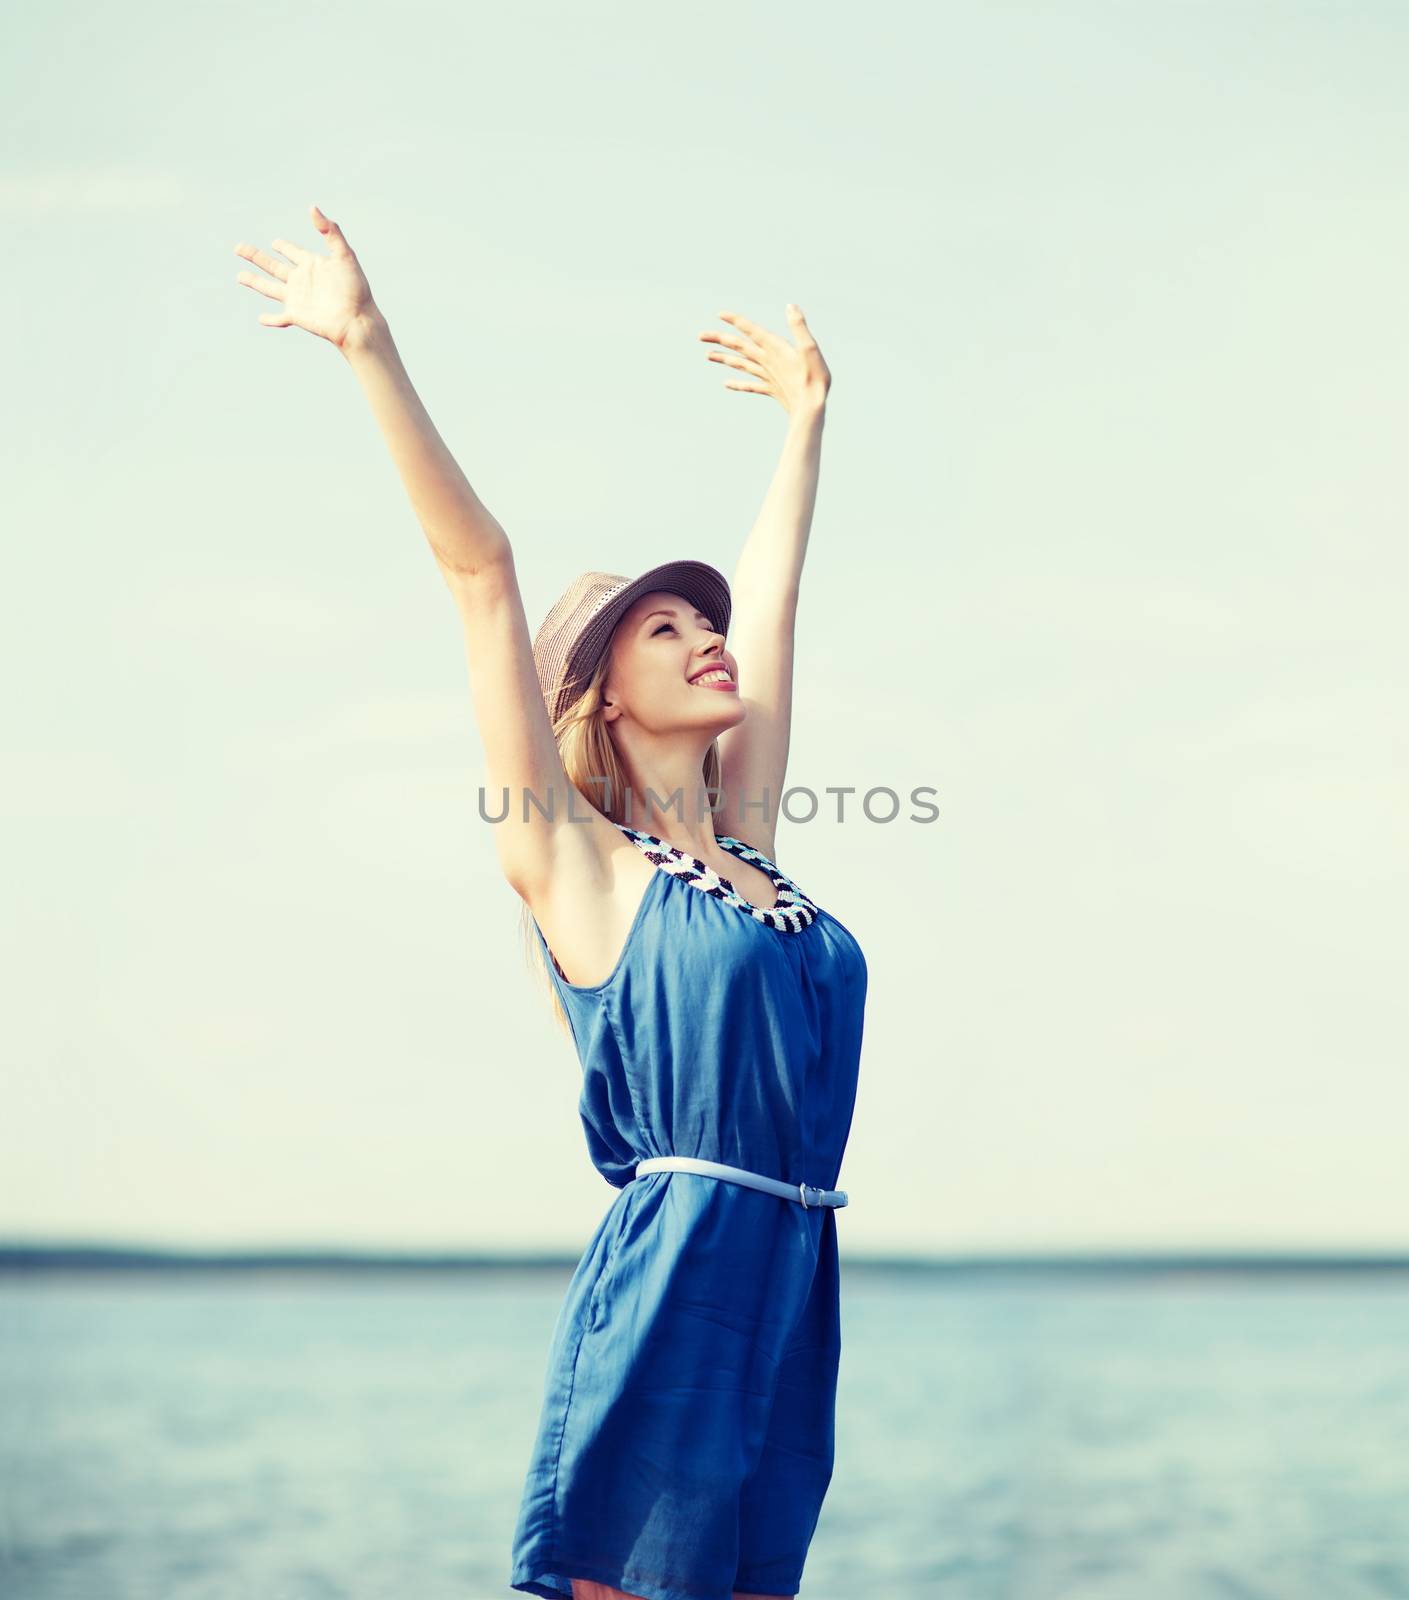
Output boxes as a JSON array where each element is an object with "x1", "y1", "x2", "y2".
[{"x1": 601, "y1": 589, "x2": 745, "y2": 737}]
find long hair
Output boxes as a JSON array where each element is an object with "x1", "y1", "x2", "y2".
[{"x1": 519, "y1": 648, "x2": 723, "y2": 1034}]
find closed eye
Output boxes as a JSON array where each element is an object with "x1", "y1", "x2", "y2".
[{"x1": 652, "y1": 616, "x2": 716, "y2": 636}]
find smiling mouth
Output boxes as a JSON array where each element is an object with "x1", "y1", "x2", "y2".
[{"x1": 690, "y1": 668, "x2": 734, "y2": 686}]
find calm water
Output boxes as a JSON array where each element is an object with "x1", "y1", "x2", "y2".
[{"x1": 1, "y1": 1265, "x2": 1406, "y2": 1600}]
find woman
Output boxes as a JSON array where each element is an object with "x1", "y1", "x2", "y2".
[{"x1": 233, "y1": 205, "x2": 869, "y2": 1600}]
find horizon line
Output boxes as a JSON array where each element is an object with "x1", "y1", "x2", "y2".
[{"x1": 3, "y1": 1241, "x2": 1408, "y2": 1274}]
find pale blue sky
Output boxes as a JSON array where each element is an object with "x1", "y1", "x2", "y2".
[{"x1": 3, "y1": 2, "x2": 1405, "y2": 1256}]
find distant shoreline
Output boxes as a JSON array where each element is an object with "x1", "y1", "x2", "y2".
[{"x1": 2, "y1": 1243, "x2": 1407, "y2": 1277}]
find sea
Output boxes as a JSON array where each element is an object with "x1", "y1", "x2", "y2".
[{"x1": 1, "y1": 1256, "x2": 1406, "y2": 1600}]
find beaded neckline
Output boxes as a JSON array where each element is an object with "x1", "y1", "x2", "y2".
[{"x1": 613, "y1": 822, "x2": 820, "y2": 933}]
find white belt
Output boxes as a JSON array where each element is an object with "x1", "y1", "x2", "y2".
[{"x1": 634, "y1": 1155, "x2": 848, "y2": 1209}]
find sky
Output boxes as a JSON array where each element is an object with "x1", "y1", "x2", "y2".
[{"x1": 2, "y1": 1, "x2": 1406, "y2": 1257}]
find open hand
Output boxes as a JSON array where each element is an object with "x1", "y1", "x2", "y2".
[
  {"x1": 233, "y1": 204, "x2": 378, "y2": 351},
  {"x1": 698, "y1": 305, "x2": 830, "y2": 413}
]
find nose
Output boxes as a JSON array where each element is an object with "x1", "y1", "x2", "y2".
[{"x1": 689, "y1": 633, "x2": 729, "y2": 680}]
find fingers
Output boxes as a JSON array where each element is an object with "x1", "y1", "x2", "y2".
[
  {"x1": 270, "y1": 237, "x2": 308, "y2": 266},
  {"x1": 700, "y1": 318, "x2": 771, "y2": 393},
  {"x1": 233, "y1": 243, "x2": 290, "y2": 283},
  {"x1": 236, "y1": 271, "x2": 285, "y2": 302},
  {"x1": 710, "y1": 316, "x2": 768, "y2": 360},
  {"x1": 714, "y1": 304, "x2": 816, "y2": 351},
  {"x1": 706, "y1": 350, "x2": 767, "y2": 380},
  {"x1": 310, "y1": 203, "x2": 354, "y2": 256},
  {"x1": 717, "y1": 309, "x2": 773, "y2": 348},
  {"x1": 718, "y1": 309, "x2": 768, "y2": 338},
  {"x1": 698, "y1": 329, "x2": 758, "y2": 358},
  {"x1": 786, "y1": 303, "x2": 817, "y2": 343}
]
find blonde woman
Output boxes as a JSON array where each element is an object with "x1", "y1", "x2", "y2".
[{"x1": 234, "y1": 205, "x2": 869, "y2": 1600}]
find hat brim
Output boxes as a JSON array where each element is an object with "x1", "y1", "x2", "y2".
[{"x1": 552, "y1": 559, "x2": 733, "y2": 725}]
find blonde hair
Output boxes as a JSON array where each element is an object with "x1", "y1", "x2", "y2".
[{"x1": 519, "y1": 647, "x2": 723, "y2": 1034}]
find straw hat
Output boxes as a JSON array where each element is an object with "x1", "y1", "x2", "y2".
[{"x1": 532, "y1": 560, "x2": 733, "y2": 727}]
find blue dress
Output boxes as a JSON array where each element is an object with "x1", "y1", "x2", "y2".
[{"x1": 509, "y1": 821, "x2": 869, "y2": 1600}]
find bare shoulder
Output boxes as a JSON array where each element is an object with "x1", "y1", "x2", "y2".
[
  {"x1": 710, "y1": 792, "x2": 778, "y2": 868},
  {"x1": 514, "y1": 811, "x2": 658, "y2": 990}
]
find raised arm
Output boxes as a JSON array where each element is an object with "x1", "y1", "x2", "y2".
[
  {"x1": 697, "y1": 306, "x2": 832, "y2": 859},
  {"x1": 233, "y1": 204, "x2": 618, "y2": 900}
]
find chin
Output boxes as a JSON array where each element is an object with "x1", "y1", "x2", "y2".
[
  {"x1": 681, "y1": 705, "x2": 743, "y2": 737},
  {"x1": 678, "y1": 684, "x2": 746, "y2": 729}
]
